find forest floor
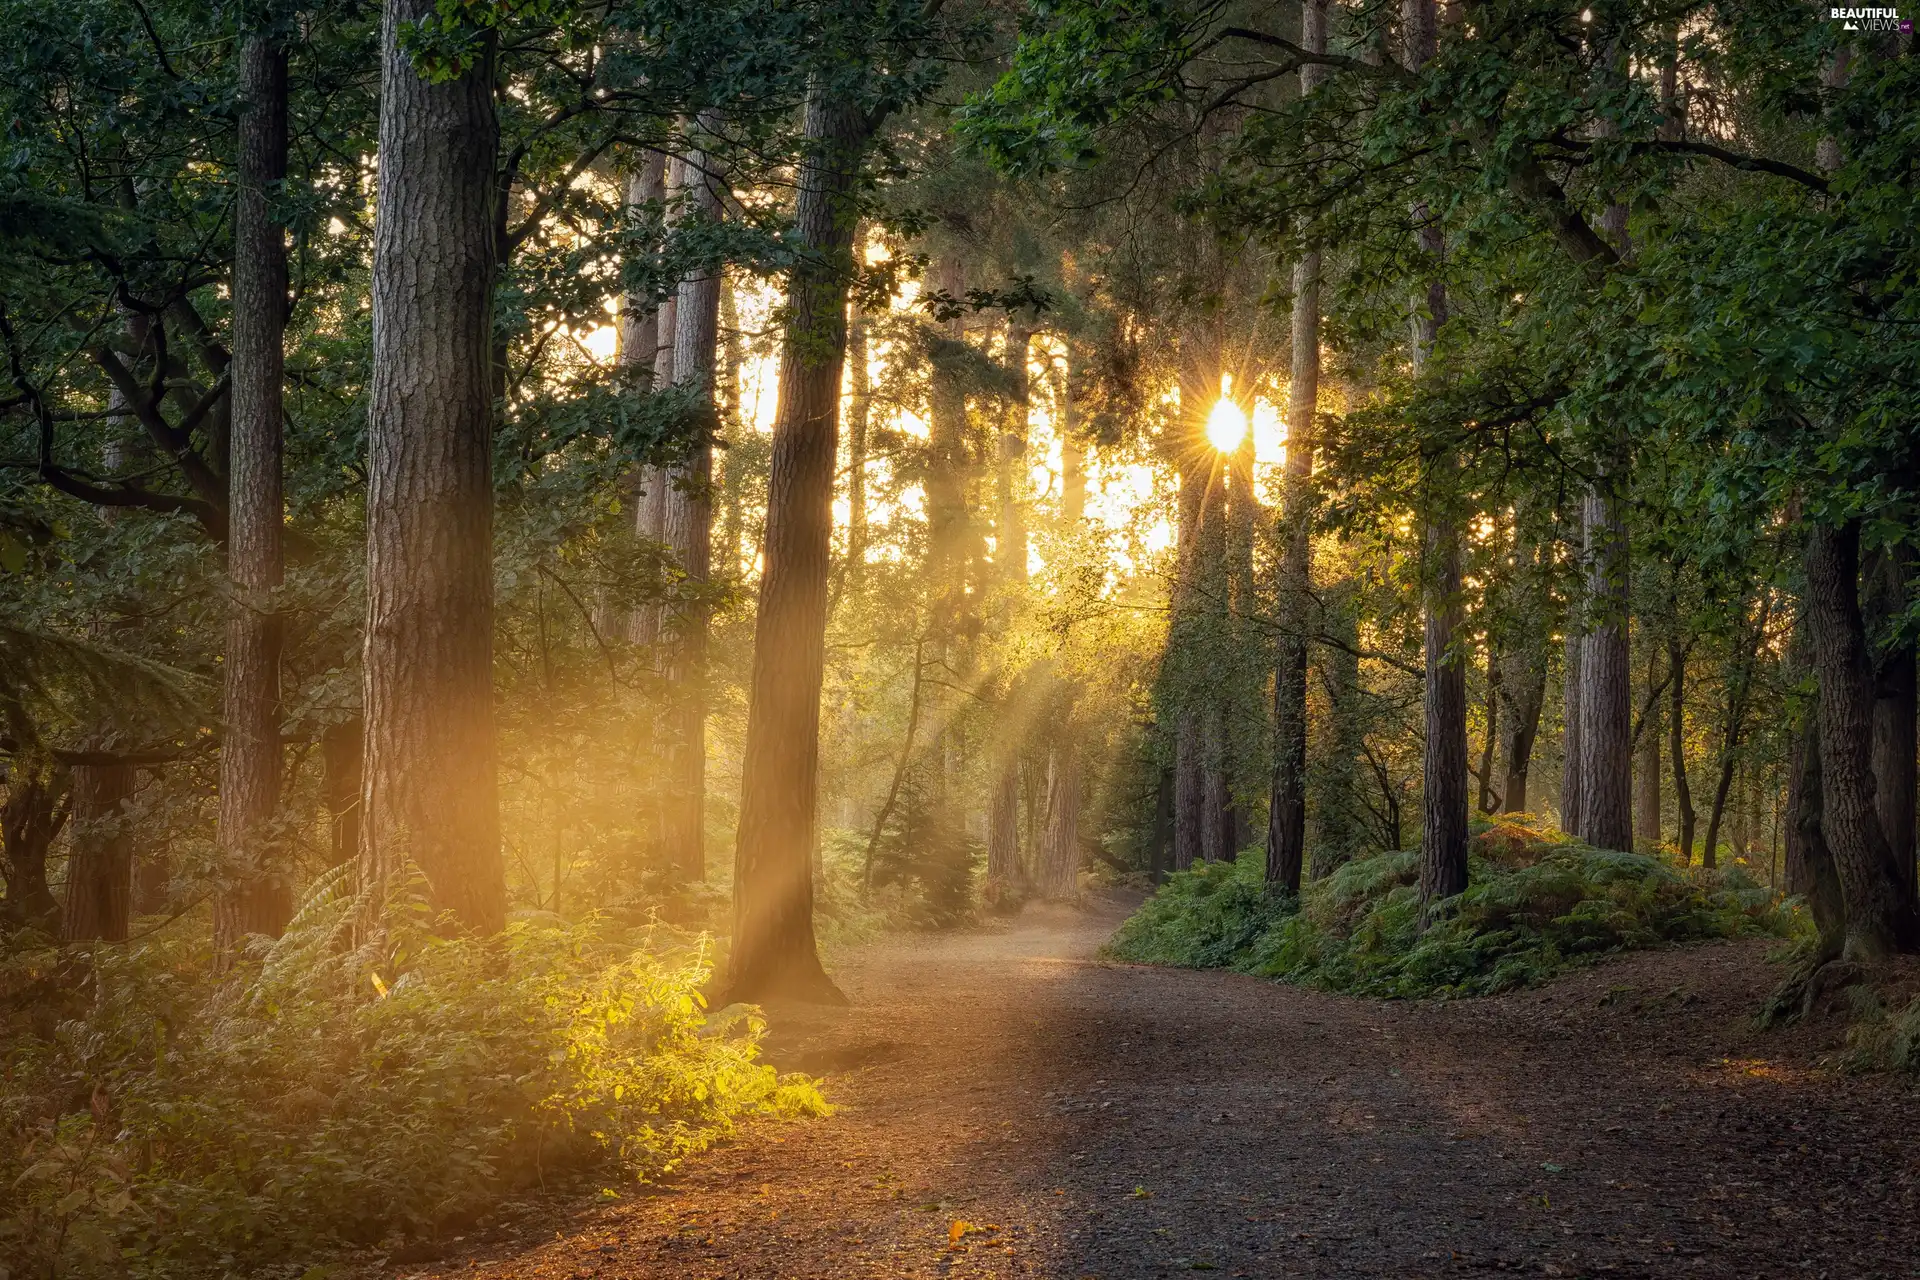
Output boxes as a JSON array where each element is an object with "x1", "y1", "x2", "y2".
[{"x1": 405, "y1": 893, "x2": 1920, "y2": 1280}]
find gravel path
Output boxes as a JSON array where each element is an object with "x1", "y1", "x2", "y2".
[{"x1": 416, "y1": 896, "x2": 1920, "y2": 1279}]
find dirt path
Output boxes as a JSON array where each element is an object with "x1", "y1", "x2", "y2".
[{"x1": 417, "y1": 896, "x2": 1920, "y2": 1279}]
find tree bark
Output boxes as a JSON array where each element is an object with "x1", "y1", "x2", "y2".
[
  {"x1": 1575, "y1": 487, "x2": 1632, "y2": 851},
  {"x1": 1500, "y1": 634, "x2": 1546, "y2": 814},
  {"x1": 724, "y1": 85, "x2": 870, "y2": 1004},
  {"x1": 360, "y1": 0, "x2": 505, "y2": 933},
  {"x1": 1, "y1": 747, "x2": 67, "y2": 931},
  {"x1": 63, "y1": 762, "x2": 138, "y2": 942},
  {"x1": 1634, "y1": 647, "x2": 1662, "y2": 848},
  {"x1": 214, "y1": 33, "x2": 291, "y2": 953},
  {"x1": 1805, "y1": 521, "x2": 1914, "y2": 958},
  {"x1": 844, "y1": 303, "x2": 871, "y2": 590},
  {"x1": 1036, "y1": 738, "x2": 1081, "y2": 899},
  {"x1": 1670, "y1": 634, "x2": 1696, "y2": 862}
]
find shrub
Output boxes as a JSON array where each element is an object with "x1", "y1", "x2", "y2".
[
  {"x1": 1106, "y1": 827, "x2": 1790, "y2": 999},
  {"x1": 0, "y1": 877, "x2": 825, "y2": 1279}
]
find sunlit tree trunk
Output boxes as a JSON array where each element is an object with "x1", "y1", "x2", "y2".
[
  {"x1": 1669, "y1": 633, "x2": 1696, "y2": 862},
  {"x1": 724, "y1": 84, "x2": 871, "y2": 1004},
  {"x1": 1805, "y1": 521, "x2": 1915, "y2": 958},
  {"x1": 359, "y1": 0, "x2": 505, "y2": 933},
  {"x1": 843, "y1": 302, "x2": 871, "y2": 591},
  {"x1": 1476, "y1": 656, "x2": 1501, "y2": 813},
  {"x1": 986, "y1": 319, "x2": 1032, "y2": 900},
  {"x1": 63, "y1": 760, "x2": 138, "y2": 942},
  {"x1": 634, "y1": 149, "x2": 680, "y2": 651},
  {"x1": 215, "y1": 32, "x2": 291, "y2": 953},
  {"x1": 1036, "y1": 739, "x2": 1082, "y2": 899},
  {"x1": 1170, "y1": 344, "x2": 1214, "y2": 872},
  {"x1": 657, "y1": 122, "x2": 725, "y2": 884}
]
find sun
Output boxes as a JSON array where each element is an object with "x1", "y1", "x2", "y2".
[{"x1": 1206, "y1": 398, "x2": 1249, "y2": 452}]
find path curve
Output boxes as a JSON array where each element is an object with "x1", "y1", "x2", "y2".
[{"x1": 421, "y1": 896, "x2": 1920, "y2": 1279}]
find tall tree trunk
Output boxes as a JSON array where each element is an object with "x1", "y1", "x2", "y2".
[
  {"x1": 1670, "y1": 634, "x2": 1696, "y2": 862},
  {"x1": 1, "y1": 747, "x2": 67, "y2": 931},
  {"x1": 844, "y1": 303, "x2": 870, "y2": 590},
  {"x1": 1804, "y1": 521, "x2": 1914, "y2": 958},
  {"x1": 1266, "y1": 244, "x2": 1321, "y2": 891},
  {"x1": 657, "y1": 123, "x2": 724, "y2": 885},
  {"x1": 1576, "y1": 487, "x2": 1632, "y2": 851},
  {"x1": 985, "y1": 320, "x2": 1032, "y2": 896},
  {"x1": 634, "y1": 149, "x2": 681, "y2": 650},
  {"x1": 1787, "y1": 698, "x2": 1846, "y2": 953},
  {"x1": 63, "y1": 762, "x2": 137, "y2": 942},
  {"x1": 1634, "y1": 647, "x2": 1662, "y2": 848},
  {"x1": 1867, "y1": 546, "x2": 1917, "y2": 910},
  {"x1": 718, "y1": 279, "x2": 745, "y2": 578},
  {"x1": 215, "y1": 33, "x2": 291, "y2": 953},
  {"x1": 1407, "y1": 0, "x2": 1465, "y2": 915},
  {"x1": 1036, "y1": 736, "x2": 1082, "y2": 899},
  {"x1": 724, "y1": 85, "x2": 871, "y2": 1004},
  {"x1": 1169, "y1": 342, "x2": 1214, "y2": 873},
  {"x1": 1562, "y1": 631, "x2": 1586, "y2": 832},
  {"x1": 1174, "y1": 712, "x2": 1203, "y2": 871},
  {"x1": 360, "y1": 0, "x2": 505, "y2": 933}
]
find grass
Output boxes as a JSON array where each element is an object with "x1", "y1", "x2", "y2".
[{"x1": 1105, "y1": 814, "x2": 1794, "y2": 999}]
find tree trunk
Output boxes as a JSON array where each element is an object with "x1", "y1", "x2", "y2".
[
  {"x1": 360, "y1": 0, "x2": 505, "y2": 933},
  {"x1": 1476, "y1": 654, "x2": 1501, "y2": 813},
  {"x1": 1174, "y1": 711, "x2": 1203, "y2": 871},
  {"x1": 1867, "y1": 546, "x2": 1917, "y2": 910},
  {"x1": 1561, "y1": 631, "x2": 1586, "y2": 832},
  {"x1": 214, "y1": 33, "x2": 291, "y2": 953},
  {"x1": 844, "y1": 303, "x2": 871, "y2": 590},
  {"x1": 656, "y1": 122, "x2": 725, "y2": 885},
  {"x1": 1266, "y1": 239, "x2": 1319, "y2": 894},
  {"x1": 1634, "y1": 647, "x2": 1662, "y2": 848},
  {"x1": 998, "y1": 320, "x2": 1032, "y2": 588},
  {"x1": 633, "y1": 149, "x2": 680, "y2": 650},
  {"x1": 1151, "y1": 766, "x2": 1174, "y2": 883},
  {"x1": 986, "y1": 763, "x2": 1022, "y2": 903},
  {"x1": 724, "y1": 85, "x2": 870, "y2": 1004},
  {"x1": 1670, "y1": 634, "x2": 1696, "y2": 862},
  {"x1": 1168, "y1": 340, "x2": 1215, "y2": 873},
  {"x1": 1500, "y1": 636, "x2": 1546, "y2": 814},
  {"x1": 1804, "y1": 521, "x2": 1913, "y2": 958},
  {"x1": 1576, "y1": 488, "x2": 1632, "y2": 851},
  {"x1": 1036, "y1": 739, "x2": 1082, "y2": 899},
  {"x1": 63, "y1": 762, "x2": 138, "y2": 942},
  {"x1": 1787, "y1": 710, "x2": 1847, "y2": 955},
  {"x1": 1407, "y1": 0, "x2": 1466, "y2": 912},
  {"x1": 1, "y1": 748, "x2": 67, "y2": 931}
]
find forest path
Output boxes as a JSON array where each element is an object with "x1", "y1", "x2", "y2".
[{"x1": 420, "y1": 896, "x2": 1920, "y2": 1279}]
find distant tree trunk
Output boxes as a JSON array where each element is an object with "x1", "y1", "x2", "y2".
[
  {"x1": 1562, "y1": 631, "x2": 1586, "y2": 831},
  {"x1": 214, "y1": 32, "x2": 291, "y2": 954},
  {"x1": 1, "y1": 748, "x2": 67, "y2": 931},
  {"x1": 1174, "y1": 712, "x2": 1203, "y2": 871},
  {"x1": 63, "y1": 762, "x2": 138, "y2": 942},
  {"x1": 653, "y1": 120, "x2": 725, "y2": 885},
  {"x1": 985, "y1": 320, "x2": 1032, "y2": 897},
  {"x1": 323, "y1": 717, "x2": 363, "y2": 867},
  {"x1": 718, "y1": 280, "x2": 745, "y2": 577},
  {"x1": 1310, "y1": 583, "x2": 1367, "y2": 879},
  {"x1": 632, "y1": 148, "x2": 679, "y2": 650},
  {"x1": 926, "y1": 252, "x2": 972, "y2": 634},
  {"x1": 1169, "y1": 341, "x2": 1214, "y2": 873},
  {"x1": 1804, "y1": 521, "x2": 1915, "y2": 958},
  {"x1": 359, "y1": 0, "x2": 505, "y2": 933},
  {"x1": 1867, "y1": 546, "x2": 1917, "y2": 909},
  {"x1": 1670, "y1": 634, "x2": 1696, "y2": 862},
  {"x1": 1500, "y1": 637, "x2": 1546, "y2": 814},
  {"x1": 1634, "y1": 648, "x2": 1662, "y2": 848},
  {"x1": 724, "y1": 85, "x2": 871, "y2": 1004},
  {"x1": 1702, "y1": 594, "x2": 1770, "y2": 870},
  {"x1": 1576, "y1": 488, "x2": 1632, "y2": 851},
  {"x1": 1476, "y1": 655, "x2": 1501, "y2": 813}
]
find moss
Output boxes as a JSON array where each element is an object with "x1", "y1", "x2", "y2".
[{"x1": 1105, "y1": 820, "x2": 1792, "y2": 999}]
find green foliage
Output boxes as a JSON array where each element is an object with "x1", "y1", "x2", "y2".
[
  {"x1": 1107, "y1": 831, "x2": 1790, "y2": 999},
  {"x1": 0, "y1": 892, "x2": 825, "y2": 1278}
]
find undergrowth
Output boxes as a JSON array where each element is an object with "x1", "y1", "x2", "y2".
[
  {"x1": 0, "y1": 869, "x2": 825, "y2": 1280},
  {"x1": 1106, "y1": 814, "x2": 1792, "y2": 998}
]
